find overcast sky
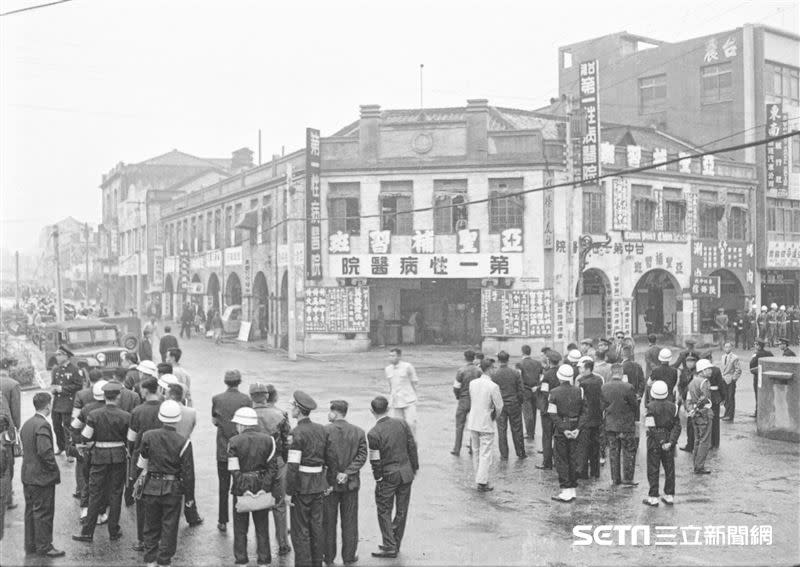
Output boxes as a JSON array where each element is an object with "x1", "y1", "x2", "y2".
[{"x1": 1, "y1": 0, "x2": 798, "y2": 255}]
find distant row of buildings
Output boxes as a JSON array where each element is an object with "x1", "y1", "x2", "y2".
[{"x1": 76, "y1": 23, "x2": 797, "y2": 352}]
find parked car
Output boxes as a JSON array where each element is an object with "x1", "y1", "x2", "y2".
[
  {"x1": 100, "y1": 316, "x2": 142, "y2": 352},
  {"x1": 40, "y1": 319, "x2": 132, "y2": 378},
  {"x1": 221, "y1": 304, "x2": 242, "y2": 335}
]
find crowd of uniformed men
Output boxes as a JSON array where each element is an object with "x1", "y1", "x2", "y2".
[
  {"x1": 0, "y1": 328, "x2": 795, "y2": 565},
  {"x1": 1, "y1": 344, "x2": 419, "y2": 567}
]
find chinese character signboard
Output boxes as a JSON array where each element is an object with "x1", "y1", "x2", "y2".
[
  {"x1": 411, "y1": 229, "x2": 434, "y2": 254},
  {"x1": 765, "y1": 104, "x2": 788, "y2": 196},
  {"x1": 579, "y1": 59, "x2": 600, "y2": 184},
  {"x1": 331, "y1": 253, "x2": 522, "y2": 278},
  {"x1": 457, "y1": 228, "x2": 480, "y2": 253},
  {"x1": 151, "y1": 245, "x2": 164, "y2": 289},
  {"x1": 481, "y1": 289, "x2": 553, "y2": 337},
  {"x1": 611, "y1": 177, "x2": 631, "y2": 231},
  {"x1": 543, "y1": 187, "x2": 554, "y2": 250},
  {"x1": 328, "y1": 231, "x2": 351, "y2": 254},
  {"x1": 178, "y1": 249, "x2": 190, "y2": 291},
  {"x1": 500, "y1": 228, "x2": 524, "y2": 253},
  {"x1": 691, "y1": 276, "x2": 721, "y2": 298},
  {"x1": 306, "y1": 127, "x2": 323, "y2": 280},
  {"x1": 243, "y1": 258, "x2": 251, "y2": 297},
  {"x1": 369, "y1": 230, "x2": 391, "y2": 254},
  {"x1": 766, "y1": 241, "x2": 800, "y2": 268},
  {"x1": 304, "y1": 286, "x2": 370, "y2": 333}
]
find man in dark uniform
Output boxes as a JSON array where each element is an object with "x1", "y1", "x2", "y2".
[
  {"x1": 211, "y1": 370, "x2": 252, "y2": 533},
  {"x1": 621, "y1": 346, "x2": 646, "y2": 402},
  {"x1": 323, "y1": 400, "x2": 367, "y2": 566},
  {"x1": 648, "y1": 348, "x2": 678, "y2": 403},
  {"x1": 779, "y1": 338, "x2": 797, "y2": 357},
  {"x1": 50, "y1": 346, "x2": 84, "y2": 458},
  {"x1": 367, "y1": 395, "x2": 418, "y2": 559},
  {"x1": 138, "y1": 400, "x2": 193, "y2": 567},
  {"x1": 535, "y1": 351, "x2": 562, "y2": 470},
  {"x1": 112, "y1": 367, "x2": 141, "y2": 413},
  {"x1": 72, "y1": 382, "x2": 130, "y2": 542},
  {"x1": 601, "y1": 363, "x2": 639, "y2": 486},
  {"x1": 20, "y1": 392, "x2": 65, "y2": 558},
  {"x1": 0, "y1": 361, "x2": 21, "y2": 510},
  {"x1": 228, "y1": 407, "x2": 279, "y2": 567},
  {"x1": 671, "y1": 339, "x2": 697, "y2": 372},
  {"x1": 492, "y1": 351, "x2": 526, "y2": 460},
  {"x1": 576, "y1": 358, "x2": 603, "y2": 479},
  {"x1": 127, "y1": 377, "x2": 164, "y2": 549},
  {"x1": 548, "y1": 365, "x2": 586, "y2": 503},
  {"x1": 516, "y1": 345, "x2": 542, "y2": 441},
  {"x1": 71, "y1": 369, "x2": 104, "y2": 500},
  {"x1": 451, "y1": 350, "x2": 479, "y2": 456},
  {"x1": 749, "y1": 339, "x2": 774, "y2": 418},
  {"x1": 642, "y1": 380, "x2": 681, "y2": 506},
  {"x1": 286, "y1": 391, "x2": 328, "y2": 567},
  {"x1": 700, "y1": 352, "x2": 725, "y2": 449},
  {"x1": 70, "y1": 379, "x2": 107, "y2": 522}
]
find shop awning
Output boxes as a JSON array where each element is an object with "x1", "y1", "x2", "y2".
[{"x1": 235, "y1": 209, "x2": 259, "y2": 230}]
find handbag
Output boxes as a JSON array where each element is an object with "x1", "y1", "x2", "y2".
[{"x1": 235, "y1": 490, "x2": 276, "y2": 513}]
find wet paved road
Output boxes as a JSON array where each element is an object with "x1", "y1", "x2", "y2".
[{"x1": 2, "y1": 339, "x2": 798, "y2": 566}]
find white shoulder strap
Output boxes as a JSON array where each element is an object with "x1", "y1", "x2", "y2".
[
  {"x1": 179, "y1": 439, "x2": 191, "y2": 457},
  {"x1": 266, "y1": 437, "x2": 276, "y2": 463}
]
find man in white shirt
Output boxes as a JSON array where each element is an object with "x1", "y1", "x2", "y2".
[
  {"x1": 385, "y1": 348, "x2": 419, "y2": 437},
  {"x1": 167, "y1": 348, "x2": 192, "y2": 407},
  {"x1": 720, "y1": 341, "x2": 741, "y2": 422},
  {"x1": 466, "y1": 359, "x2": 504, "y2": 492}
]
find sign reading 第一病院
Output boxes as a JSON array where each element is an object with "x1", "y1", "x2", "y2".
[
  {"x1": 330, "y1": 253, "x2": 522, "y2": 278},
  {"x1": 481, "y1": 288, "x2": 553, "y2": 337},
  {"x1": 306, "y1": 127, "x2": 323, "y2": 280},
  {"x1": 579, "y1": 59, "x2": 600, "y2": 185}
]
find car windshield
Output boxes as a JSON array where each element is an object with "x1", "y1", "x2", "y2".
[{"x1": 66, "y1": 328, "x2": 118, "y2": 347}]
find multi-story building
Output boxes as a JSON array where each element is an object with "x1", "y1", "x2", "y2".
[
  {"x1": 38, "y1": 216, "x2": 99, "y2": 301},
  {"x1": 558, "y1": 25, "x2": 800, "y2": 307},
  {"x1": 97, "y1": 149, "x2": 237, "y2": 313}
]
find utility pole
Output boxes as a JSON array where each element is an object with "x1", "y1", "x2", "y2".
[
  {"x1": 14, "y1": 250, "x2": 20, "y2": 309},
  {"x1": 136, "y1": 202, "x2": 143, "y2": 321},
  {"x1": 84, "y1": 222, "x2": 90, "y2": 303},
  {"x1": 564, "y1": 94, "x2": 580, "y2": 345},
  {"x1": 53, "y1": 227, "x2": 64, "y2": 322},
  {"x1": 286, "y1": 164, "x2": 297, "y2": 361}
]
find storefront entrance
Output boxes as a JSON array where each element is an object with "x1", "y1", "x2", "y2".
[
  {"x1": 580, "y1": 268, "x2": 610, "y2": 340},
  {"x1": 632, "y1": 269, "x2": 681, "y2": 337},
  {"x1": 761, "y1": 271, "x2": 798, "y2": 308},
  {"x1": 697, "y1": 269, "x2": 746, "y2": 333}
]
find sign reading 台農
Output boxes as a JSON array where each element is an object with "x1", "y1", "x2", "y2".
[
  {"x1": 330, "y1": 254, "x2": 523, "y2": 278},
  {"x1": 579, "y1": 59, "x2": 600, "y2": 185},
  {"x1": 691, "y1": 276, "x2": 721, "y2": 298},
  {"x1": 765, "y1": 104, "x2": 788, "y2": 196},
  {"x1": 481, "y1": 289, "x2": 553, "y2": 337},
  {"x1": 306, "y1": 128, "x2": 323, "y2": 280},
  {"x1": 304, "y1": 286, "x2": 370, "y2": 334}
]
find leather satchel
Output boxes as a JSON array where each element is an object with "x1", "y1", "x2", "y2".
[{"x1": 235, "y1": 490, "x2": 275, "y2": 513}]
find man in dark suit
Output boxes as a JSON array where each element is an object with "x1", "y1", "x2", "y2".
[
  {"x1": 671, "y1": 339, "x2": 697, "y2": 372},
  {"x1": 492, "y1": 351, "x2": 526, "y2": 459},
  {"x1": 158, "y1": 326, "x2": 179, "y2": 363},
  {"x1": 367, "y1": 396, "x2": 418, "y2": 559},
  {"x1": 20, "y1": 392, "x2": 65, "y2": 558},
  {"x1": 139, "y1": 329, "x2": 154, "y2": 362},
  {"x1": 211, "y1": 370, "x2": 252, "y2": 532},
  {"x1": 323, "y1": 400, "x2": 367, "y2": 566},
  {"x1": 516, "y1": 345, "x2": 542, "y2": 441},
  {"x1": 50, "y1": 346, "x2": 84, "y2": 459}
]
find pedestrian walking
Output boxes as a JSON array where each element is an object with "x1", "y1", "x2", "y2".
[
  {"x1": 20, "y1": 392, "x2": 65, "y2": 558},
  {"x1": 140, "y1": 329, "x2": 154, "y2": 362},
  {"x1": 228, "y1": 407, "x2": 280, "y2": 567},
  {"x1": 180, "y1": 304, "x2": 194, "y2": 340},
  {"x1": 492, "y1": 351, "x2": 526, "y2": 460},
  {"x1": 535, "y1": 351, "x2": 562, "y2": 471},
  {"x1": 166, "y1": 348, "x2": 192, "y2": 407},
  {"x1": 451, "y1": 350, "x2": 480, "y2": 456},
  {"x1": 128, "y1": 377, "x2": 166, "y2": 550},
  {"x1": 212, "y1": 370, "x2": 252, "y2": 533},
  {"x1": 286, "y1": 391, "x2": 328, "y2": 567},
  {"x1": 50, "y1": 346, "x2": 84, "y2": 459},
  {"x1": 158, "y1": 326, "x2": 179, "y2": 363},
  {"x1": 548, "y1": 365, "x2": 586, "y2": 503},
  {"x1": 516, "y1": 345, "x2": 542, "y2": 442},
  {"x1": 72, "y1": 382, "x2": 130, "y2": 543},
  {"x1": 601, "y1": 363, "x2": 639, "y2": 487},
  {"x1": 576, "y1": 357, "x2": 603, "y2": 479},
  {"x1": 367, "y1": 395, "x2": 418, "y2": 559},
  {"x1": 167, "y1": 384, "x2": 203, "y2": 526},
  {"x1": 137, "y1": 400, "x2": 194, "y2": 567},
  {"x1": 466, "y1": 359, "x2": 504, "y2": 491},
  {"x1": 749, "y1": 339, "x2": 773, "y2": 418},
  {"x1": 642, "y1": 380, "x2": 681, "y2": 506},
  {"x1": 687, "y1": 359, "x2": 714, "y2": 474},
  {"x1": 212, "y1": 309, "x2": 224, "y2": 344},
  {"x1": 649, "y1": 349, "x2": 678, "y2": 403},
  {"x1": 720, "y1": 342, "x2": 742, "y2": 422},
  {"x1": 384, "y1": 348, "x2": 419, "y2": 438},
  {"x1": 323, "y1": 400, "x2": 367, "y2": 566},
  {"x1": 250, "y1": 383, "x2": 291, "y2": 556}
]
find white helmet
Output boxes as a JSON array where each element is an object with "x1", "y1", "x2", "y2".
[
  {"x1": 567, "y1": 349, "x2": 582, "y2": 364},
  {"x1": 651, "y1": 380, "x2": 668, "y2": 400},
  {"x1": 158, "y1": 400, "x2": 182, "y2": 424},
  {"x1": 557, "y1": 364, "x2": 574, "y2": 382},
  {"x1": 157, "y1": 373, "x2": 179, "y2": 390},
  {"x1": 92, "y1": 380, "x2": 108, "y2": 401},
  {"x1": 658, "y1": 348, "x2": 672, "y2": 363},
  {"x1": 231, "y1": 407, "x2": 258, "y2": 427},
  {"x1": 771, "y1": 303, "x2": 778, "y2": 310},
  {"x1": 696, "y1": 359, "x2": 712, "y2": 373}
]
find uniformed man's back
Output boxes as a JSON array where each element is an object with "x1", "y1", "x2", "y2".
[{"x1": 367, "y1": 416, "x2": 418, "y2": 483}]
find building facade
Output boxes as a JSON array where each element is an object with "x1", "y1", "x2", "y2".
[
  {"x1": 558, "y1": 25, "x2": 800, "y2": 307},
  {"x1": 39, "y1": 216, "x2": 99, "y2": 302}
]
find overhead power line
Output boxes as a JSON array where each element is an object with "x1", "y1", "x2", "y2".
[{"x1": 0, "y1": 0, "x2": 74, "y2": 17}]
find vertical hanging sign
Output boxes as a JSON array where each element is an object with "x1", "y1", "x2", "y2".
[
  {"x1": 579, "y1": 59, "x2": 600, "y2": 185},
  {"x1": 765, "y1": 103, "x2": 787, "y2": 197},
  {"x1": 306, "y1": 127, "x2": 323, "y2": 280}
]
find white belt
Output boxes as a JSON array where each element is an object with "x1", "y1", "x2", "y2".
[
  {"x1": 299, "y1": 465, "x2": 323, "y2": 474},
  {"x1": 94, "y1": 441, "x2": 125, "y2": 448}
]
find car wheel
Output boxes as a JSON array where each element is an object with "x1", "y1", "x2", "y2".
[{"x1": 121, "y1": 333, "x2": 139, "y2": 352}]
